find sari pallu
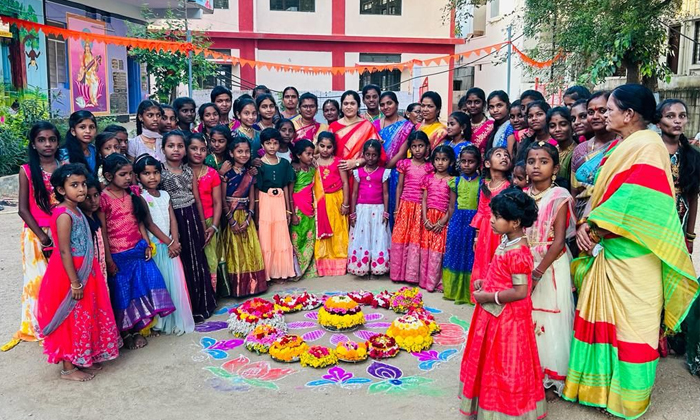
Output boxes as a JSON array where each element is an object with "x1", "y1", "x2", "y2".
[
  {"x1": 329, "y1": 119, "x2": 384, "y2": 162},
  {"x1": 375, "y1": 119, "x2": 415, "y2": 228},
  {"x1": 563, "y1": 130, "x2": 699, "y2": 420},
  {"x1": 418, "y1": 121, "x2": 447, "y2": 151}
]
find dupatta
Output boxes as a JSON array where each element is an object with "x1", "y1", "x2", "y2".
[{"x1": 41, "y1": 208, "x2": 95, "y2": 336}]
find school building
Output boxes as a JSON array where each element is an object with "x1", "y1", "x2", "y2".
[{"x1": 191, "y1": 0, "x2": 464, "y2": 113}]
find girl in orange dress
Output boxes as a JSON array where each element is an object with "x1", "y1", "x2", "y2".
[{"x1": 459, "y1": 188, "x2": 546, "y2": 419}]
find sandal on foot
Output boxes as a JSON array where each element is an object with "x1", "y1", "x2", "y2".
[{"x1": 61, "y1": 368, "x2": 94, "y2": 382}]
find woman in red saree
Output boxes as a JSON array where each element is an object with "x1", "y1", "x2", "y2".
[{"x1": 329, "y1": 90, "x2": 385, "y2": 171}]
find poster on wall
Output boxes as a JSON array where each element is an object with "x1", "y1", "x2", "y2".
[{"x1": 67, "y1": 14, "x2": 109, "y2": 115}]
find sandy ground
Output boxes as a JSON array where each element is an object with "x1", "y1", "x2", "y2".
[{"x1": 0, "y1": 209, "x2": 699, "y2": 420}]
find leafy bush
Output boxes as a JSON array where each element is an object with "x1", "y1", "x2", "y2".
[{"x1": 0, "y1": 95, "x2": 50, "y2": 177}]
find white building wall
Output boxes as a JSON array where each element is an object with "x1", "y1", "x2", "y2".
[
  {"x1": 345, "y1": 0, "x2": 450, "y2": 38},
  {"x1": 256, "y1": 0, "x2": 333, "y2": 34},
  {"x1": 191, "y1": 1, "x2": 239, "y2": 31},
  {"x1": 256, "y1": 50, "x2": 333, "y2": 91}
]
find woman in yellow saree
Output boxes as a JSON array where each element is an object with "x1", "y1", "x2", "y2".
[
  {"x1": 565, "y1": 84, "x2": 698, "y2": 419},
  {"x1": 417, "y1": 91, "x2": 447, "y2": 150}
]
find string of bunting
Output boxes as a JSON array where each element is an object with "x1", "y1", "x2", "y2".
[{"x1": 1, "y1": 15, "x2": 565, "y2": 74}]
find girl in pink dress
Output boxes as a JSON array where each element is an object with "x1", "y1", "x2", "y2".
[
  {"x1": 37, "y1": 164, "x2": 120, "y2": 382},
  {"x1": 470, "y1": 147, "x2": 511, "y2": 297},
  {"x1": 390, "y1": 131, "x2": 434, "y2": 283},
  {"x1": 347, "y1": 140, "x2": 390, "y2": 277},
  {"x1": 419, "y1": 145, "x2": 456, "y2": 292}
]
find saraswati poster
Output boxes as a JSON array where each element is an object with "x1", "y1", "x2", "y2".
[{"x1": 67, "y1": 14, "x2": 109, "y2": 114}]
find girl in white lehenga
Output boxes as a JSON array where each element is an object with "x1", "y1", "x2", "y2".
[
  {"x1": 523, "y1": 141, "x2": 576, "y2": 399},
  {"x1": 134, "y1": 154, "x2": 195, "y2": 336},
  {"x1": 347, "y1": 140, "x2": 391, "y2": 277}
]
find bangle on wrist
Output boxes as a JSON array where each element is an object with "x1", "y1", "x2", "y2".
[
  {"x1": 686, "y1": 231, "x2": 697, "y2": 240},
  {"x1": 167, "y1": 239, "x2": 175, "y2": 247},
  {"x1": 211, "y1": 225, "x2": 219, "y2": 233},
  {"x1": 494, "y1": 291, "x2": 502, "y2": 306},
  {"x1": 71, "y1": 282, "x2": 83, "y2": 290}
]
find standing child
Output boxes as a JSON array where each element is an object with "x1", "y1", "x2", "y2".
[
  {"x1": 290, "y1": 139, "x2": 318, "y2": 280},
  {"x1": 78, "y1": 176, "x2": 107, "y2": 282},
  {"x1": 128, "y1": 100, "x2": 165, "y2": 162},
  {"x1": 100, "y1": 154, "x2": 176, "y2": 348},
  {"x1": 443, "y1": 146, "x2": 481, "y2": 304},
  {"x1": 471, "y1": 147, "x2": 511, "y2": 294},
  {"x1": 58, "y1": 111, "x2": 98, "y2": 174},
  {"x1": 187, "y1": 133, "x2": 223, "y2": 291},
  {"x1": 160, "y1": 131, "x2": 217, "y2": 322},
  {"x1": 95, "y1": 131, "x2": 120, "y2": 186},
  {"x1": 204, "y1": 125, "x2": 233, "y2": 174},
  {"x1": 314, "y1": 131, "x2": 351, "y2": 276},
  {"x1": 36, "y1": 164, "x2": 121, "y2": 381},
  {"x1": 234, "y1": 98, "x2": 262, "y2": 157},
  {"x1": 256, "y1": 128, "x2": 296, "y2": 281},
  {"x1": 419, "y1": 145, "x2": 456, "y2": 292},
  {"x1": 443, "y1": 111, "x2": 473, "y2": 157},
  {"x1": 4, "y1": 123, "x2": 61, "y2": 350},
  {"x1": 195, "y1": 102, "x2": 221, "y2": 139},
  {"x1": 218, "y1": 137, "x2": 267, "y2": 297},
  {"x1": 347, "y1": 139, "x2": 391, "y2": 277},
  {"x1": 275, "y1": 119, "x2": 295, "y2": 161},
  {"x1": 524, "y1": 142, "x2": 576, "y2": 398},
  {"x1": 160, "y1": 104, "x2": 179, "y2": 134},
  {"x1": 135, "y1": 154, "x2": 196, "y2": 336},
  {"x1": 512, "y1": 160, "x2": 528, "y2": 189},
  {"x1": 459, "y1": 188, "x2": 545, "y2": 419},
  {"x1": 103, "y1": 124, "x2": 129, "y2": 155},
  {"x1": 390, "y1": 131, "x2": 433, "y2": 283}
]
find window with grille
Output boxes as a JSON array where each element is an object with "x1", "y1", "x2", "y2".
[
  {"x1": 358, "y1": 53, "x2": 402, "y2": 91},
  {"x1": 47, "y1": 33, "x2": 67, "y2": 89},
  {"x1": 201, "y1": 65, "x2": 232, "y2": 89},
  {"x1": 360, "y1": 0, "x2": 401, "y2": 15},
  {"x1": 214, "y1": 0, "x2": 229, "y2": 9},
  {"x1": 270, "y1": 0, "x2": 315, "y2": 12}
]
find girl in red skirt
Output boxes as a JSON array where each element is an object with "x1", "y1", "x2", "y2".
[{"x1": 459, "y1": 187, "x2": 546, "y2": 419}]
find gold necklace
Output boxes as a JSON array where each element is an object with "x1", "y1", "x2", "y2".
[
  {"x1": 364, "y1": 166, "x2": 379, "y2": 181},
  {"x1": 528, "y1": 184, "x2": 553, "y2": 202},
  {"x1": 488, "y1": 179, "x2": 506, "y2": 191}
]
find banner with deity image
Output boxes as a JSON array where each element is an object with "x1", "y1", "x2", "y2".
[{"x1": 67, "y1": 14, "x2": 109, "y2": 115}]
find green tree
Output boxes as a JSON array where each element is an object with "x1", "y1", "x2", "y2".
[
  {"x1": 127, "y1": 5, "x2": 217, "y2": 103},
  {"x1": 446, "y1": 0, "x2": 682, "y2": 89}
]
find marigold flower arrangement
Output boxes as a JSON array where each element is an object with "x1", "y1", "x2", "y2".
[
  {"x1": 386, "y1": 315, "x2": 433, "y2": 352},
  {"x1": 269, "y1": 334, "x2": 308, "y2": 363},
  {"x1": 408, "y1": 307, "x2": 441, "y2": 335},
  {"x1": 318, "y1": 295, "x2": 365, "y2": 331},
  {"x1": 335, "y1": 340, "x2": 368, "y2": 362},
  {"x1": 366, "y1": 334, "x2": 400, "y2": 359},
  {"x1": 228, "y1": 298, "x2": 286, "y2": 337},
  {"x1": 300, "y1": 345, "x2": 338, "y2": 368},
  {"x1": 347, "y1": 290, "x2": 374, "y2": 306},
  {"x1": 273, "y1": 294, "x2": 304, "y2": 313},
  {"x1": 244, "y1": 324, "x2": 283, "y2": 354},
  {"x1": 389, "y1": 287, "x2": 424, "y2": 314},
  {"x1": 371, "y1": 290, "x2": 392, "y2": 309}
]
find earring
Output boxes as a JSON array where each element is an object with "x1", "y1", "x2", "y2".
[
  {"x1": 526, "y1": 175, "x2": 530, "y2": 184},
  {"x1": 552, "y1": 174, "x2": 557, "y2": 182}
]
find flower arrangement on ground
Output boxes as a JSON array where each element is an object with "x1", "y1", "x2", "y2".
[
  {"x1": 389, "y1": 287, "x2": 423, "y2": 314},
  {"x1": 269, "y1": 334, "x2": 309, "y2": 363},
  {"x1": 347, "y1": 290, "x2": 374, "y2": 306},
  {"x1": 273, "y1": 294, "x2": 304, "y2": 313},
  {"x1": 336, "y1": 340, "x2": 368, "y2": 362},
  {"x1": 371, "y1": 290, "x2": 392, "y2": 309},
  {"x1": 408, "y1": 307, "x2": 441, "y2": 335},
  {"x1": 300, "y1": 345, "x2": 338, "y2": 368},
  {"x1": 297, "y1": 292, "x2": 322, "y2": 311},
  {"x1": 228, "y1": 298, "x2": 286, "y2": 337},
  {"x1": 318, "y1": 295, "x2": 365, "y2": 331},
  {"x1": 366, "y1": 334, "x2": 400, "y2": 359},
  {"x1": 386, "y1": 315, "x2": 433, "y2": 352},
  {"x1": 244, "y1": 324, "x2": 283, "y2": 354}
]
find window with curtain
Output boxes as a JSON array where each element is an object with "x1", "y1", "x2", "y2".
[{"x1": 360, "y1": 0, "x2": 402, "y2": 15}]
